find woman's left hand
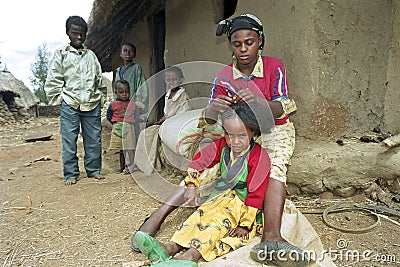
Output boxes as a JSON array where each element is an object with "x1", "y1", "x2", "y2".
[
  {"x1": 229, "y1": 226, "x2": 250, "y2": 240},
  {"x1": 236, "y1": 89, "x2": 257, "y2": 104}
]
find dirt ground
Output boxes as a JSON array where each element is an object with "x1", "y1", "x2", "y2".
[{"x1": 1, "y1": 116, "x2": 399, "y2": 267}]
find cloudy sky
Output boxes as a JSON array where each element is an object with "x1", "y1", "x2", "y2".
[{"x1": 0, "y1": 0, "x2": 94, "y2": 91}]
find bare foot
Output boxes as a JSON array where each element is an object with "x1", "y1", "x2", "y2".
[
  {"x1": 88, "y1": 173, "x2": 105, "y2": 180},
  {"x1": 174, "y1": 248, "x2": 201, "y2": 262},
  {"x1": 261, "y1": 232, "x2": 287, "y2": 243},
  {"x1": 127, "y1": 164, "x2": 139, "y2": 173},
  {"x1": 162, "y1": 241, "x2": 182, "y2": 256},
  {"x1": 65, "y1": 178, "x2": 77, "y2": 185},
  {"x1": 138, "y1": 215, "x2": 163, "y2": 235}
]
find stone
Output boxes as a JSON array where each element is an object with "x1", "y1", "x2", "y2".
[
  {"x1": 388, "y1": 178, "x2": 400, "y2": 194},
  {"x1": 320, "y1": 191, "x2": 335, "y2": 199},
  {"x1": 286, "y1": 182, "x2": 301, "y2": 196},
  {"x1": 333, "y1": 185, "x2": 357, "y2": 198}
]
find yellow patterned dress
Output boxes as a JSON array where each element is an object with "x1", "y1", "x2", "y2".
[{"x1": 171, "y1": 138, "x2": 270, "y2": 261}]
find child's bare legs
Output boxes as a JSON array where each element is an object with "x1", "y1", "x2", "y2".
[
  {"x1": 174, "y1": 248, "x2": 202, "y2": 262},
  {"x1": 162, "y1": 242, "x2": 202, "y2": 262},
  {"x1": 124, "y1": 149, "x2": 137, "y2": 173},
  {"x1": 162, "y1": 241, "x2": 182, "y2": 256},
  {"x1": 138, "y1": 187, "x2": 186, "y2": 234},
  {"x1": 118, "y1": 150, "x2": 125, "y2": 172}
]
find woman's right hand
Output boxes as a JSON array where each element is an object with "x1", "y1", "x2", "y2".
[{"x1": 210, "y1": 95, "x2": 234, "y2": 113}]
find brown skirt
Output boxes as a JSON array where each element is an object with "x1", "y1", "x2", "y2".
[{"x1": 109, "y1": 123, "x2": 136, "y2": 151}]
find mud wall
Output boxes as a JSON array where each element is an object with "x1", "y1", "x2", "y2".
[
  {"x1": 163, "y1": 0, "x2": 231, "y2": 99},
  {"x1": 311, "y1": 0, "x2": 396, "y2": 138},
  {"x1": 385, "y1": 0, "x2": 400, "y2": 134},
  {"x1": 164, "y1": 0, "x2": 226, "y2": 64}
]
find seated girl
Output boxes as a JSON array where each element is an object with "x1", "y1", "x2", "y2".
[
  {"x1": 134, "y1": 102, "x2": 274, "y2": 266},
  {"x1": 135, "y1": 66, "x2": 190, "y2": 175}
]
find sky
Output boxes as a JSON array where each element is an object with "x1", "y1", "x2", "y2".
[{"x1": 0, "y1": 0, "x2": 94, "y2": 92}]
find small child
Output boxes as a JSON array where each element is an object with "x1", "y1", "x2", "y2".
[
  {"x1": 135, "y1": 102, "x2": 274, "y2": 265},
  {"x1": 114, "y1": 43, "x2": 148, "y2": 115},
  {"x1": 153, "y1": 66, "x2": 190, "y2": 125},
  {"x1": 114, "y1": 43, "x2": 148, "y2": 146},
  {"x1": 135, "y1": 66, "x2": 190, "y2": 175},
  {"x1": 106, "y1": 80, "x2": 137, "y2": 174}
]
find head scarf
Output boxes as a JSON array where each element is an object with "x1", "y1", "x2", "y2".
[{"x1": 216, "y1": 14, "x2": 265, "y2": 51}]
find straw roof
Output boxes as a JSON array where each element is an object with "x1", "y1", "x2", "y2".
[{"x1": 0, "y1": 69, "x2": 40, "y2": 108}]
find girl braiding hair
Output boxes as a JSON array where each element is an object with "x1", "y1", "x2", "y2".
[{"x1": 216, "y1": 13, "x2": 265, "y2": 51}]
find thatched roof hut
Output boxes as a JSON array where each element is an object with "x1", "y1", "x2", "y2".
[
  {"x1": 0, "y1": 68, "x2": 40, "y2": 124},
  {"x1": 0, "y1": 68, "x2": 40, "y2": 109}
]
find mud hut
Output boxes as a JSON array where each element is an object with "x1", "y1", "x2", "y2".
[
  {"x1": 0, "y1": 67, "x2": 40, "y2": 125},
  {"x1": 86, "y1": 0, "x2": 400, "y2": 196},
  {"x1": 86, "y1": 0, "x2": 400, "y2": 137}
]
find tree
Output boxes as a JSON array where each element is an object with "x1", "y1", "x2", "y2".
[{"x1": 30, "y1": 43, "x2": 51, "y2": 104}]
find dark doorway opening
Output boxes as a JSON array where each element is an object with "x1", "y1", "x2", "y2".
[
  {"x1": 149, "y1": 8, "x2": 166, "y2": 123},
  {"x1": 223, "y1": 0, "x2": 238, "y2": 19},
  {"x1": 152, "y1": 9, "x2": 166, "y2": 74}
]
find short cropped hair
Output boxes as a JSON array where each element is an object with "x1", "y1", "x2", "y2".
[
  {"x1": 165, "y1": 66, "x2": 185, "y2": 80},
  {"x1": 122, "y1": 43, "x2": 137, "y2": 54},
  {"x1": 114, "y1": 79, "x2": 130, "y2": 90},
  {"x1": 66, "y1": 16, "x2": 88, "y2": 34}
]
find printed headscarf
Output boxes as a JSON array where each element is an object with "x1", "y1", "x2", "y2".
[{"x1": 216, "y1": 14, "x2": 265, "y2": 51}]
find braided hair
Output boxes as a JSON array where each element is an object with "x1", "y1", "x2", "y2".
[{"x1": 221, "y1": 102, "x2": 274, "y2": 137}]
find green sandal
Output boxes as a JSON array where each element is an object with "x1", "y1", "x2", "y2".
[
  {"x1": 250, "y1": 241, "x2": 309, "y2": 267},
  {"x1": 131, "y1": 217, "x2": 161, "y2": 252},
  {"x1": 134, "y1": 231, "x2": 170, "y2": 264},
  {"x1": 151, "y1": 259, "x2": 198, "y2": 266}
]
